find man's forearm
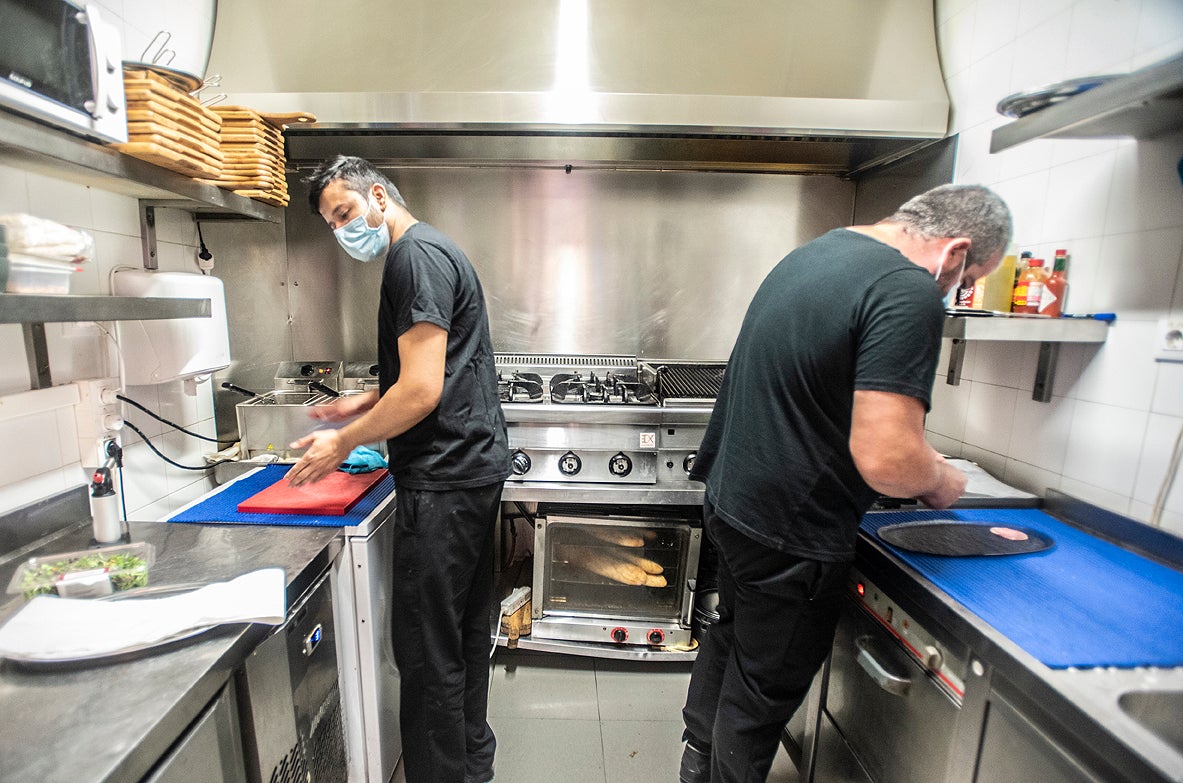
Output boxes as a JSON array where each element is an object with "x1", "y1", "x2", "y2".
[{"x1": 335, "y1": 384, "x2": 437, "y2": 452}]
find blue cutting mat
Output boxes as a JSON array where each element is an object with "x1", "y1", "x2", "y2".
[
  {"x1": 168, "y1": 464, "x2": 395, "y2": 527},
  {"x1": 861, "y1": 509, "x2": 1183, "y2": 669}
]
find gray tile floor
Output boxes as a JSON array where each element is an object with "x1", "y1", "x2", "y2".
[{"x1": 392, "y1": 648, "x2": 801, "y2": 782}]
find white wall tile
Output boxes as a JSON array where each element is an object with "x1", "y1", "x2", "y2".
[
  {"x1": 1131, "y1": 413, "x2": 1182, "y2": 514},
  {"x1": 1070, "y1": 320, "x2": 1159, "y2": 409},
  {"x1": 1059, "y1": 475, "x2": 1131, "y2": 516},
  {"x1": 120, "y1": 384, "x2": 164, "y2": 442},
  {"x1": 928, "y1": 362, "x2": 973, "y2": 441},
  {"x1": 1103, "y1": 131, "x2": 1183, "y2": 236},
  {"x1": 1151, "y1": 361, "x2": 1183, "y2": 417},
  {"x1": 89, "y1": 189, "x2": 142, "y2": 237},
  {"x1": 0, "y1": 465, "x2": 79, "y2": 516},
  {"x1": 926, "y1": 431, "x2": 965, "y2": 457},
  {"x1": 158, "y1": 379, "x2": 202, "y2": 429},
  {"x1": 1094, "y1": 227, "x2": 1183, "y2": 315},
  {"x1": 1007, "y1": 392, "x2": 1076, "y2": 473},
  {"x1": 24, "y1": 173, "x2": 92, "y2": 229},
  {"x1": 0, "y1": 163, "x2": 30, "y2": 214},
  {"x1": 1135, "y1": 0, "x2": 1183, "y2": 60},
  {"x1": 0, "y1": 325, "x2": 29, "y2": 396},
  {"x1": 1003, "y1": 457, "x2": 1060, "y2": 496},
  {"x1": 1010, "y1": 9, "x2": 1073, "y2": 91},
  {"x1": 954, "y1": 122, "x2": 1004, "y2": 185},
  {"x1": 1130, "y1": 500, "x2": 1183, "y2": 533},
  {"x1": 961, "y1": 442, "x2": 1009, "y2": 478},
  {"x1": 1065, "y1": 0, "x2": 1139, "y2": 76},
  {"x1": 938, "y1": 0, "x2": 976, "y2": 28},
  {"x1": 1016, "y1": 0, "x2": 1074, "y2": 33},
  {"x1": 54, "y1": 407, "x2": 81, "y2": 466},
  {"x1": 1062, "y1": 399, "x2": 1147, "y2": 495},
  {"x1": 168, "y1": 473, "x2": 216, "y2": 513},
  {"x1": 963, "y1": 44, "x2": 1019, "y2": 129},
  {"x1": 969, "y1": 340, "x2": 1036, "y2": 390},
  {"x1": 118, "y1": 438, "x2": 170, "y2": 513},
  {"x1": 972, "y1": 0, "x2": 1022, "y2": 63},
  {"x1": 0, "y1": 411, "x2": 64, "y2": 484},
  {"x1": 128, "y1": 497, "x2": 172, "y2": 522},
  {"x1": 43, "y1": 326, "x2": 106, "y2": 385},
  {"x1": 1040, "y1": 149, "x2": 1115, "y2": 243},
  {"x1": 991, "y1": 169, "x2": 1051, "y2": 245},
  {"x1": 964, "y1": 381, "x2": 1019, "y2": 454},
  {"x1": 995, "y1": 133, "x2": 1053, "y2": 185}
]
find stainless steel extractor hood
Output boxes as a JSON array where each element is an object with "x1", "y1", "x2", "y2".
[{"x1": 205, "y1": 0, "x2": 950, "y2": 175}]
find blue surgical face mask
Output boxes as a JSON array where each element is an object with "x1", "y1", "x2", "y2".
[{"x1": 333, "y1": 196, "x2": 390, "y2": 262}]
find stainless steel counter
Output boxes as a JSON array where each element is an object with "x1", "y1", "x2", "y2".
[
  {"x1": 0, "y1": 519, "x2": 341, "y2": 783},
  {"x1": 853, "y1": 500, "x2": 1183, "y2": 783}
]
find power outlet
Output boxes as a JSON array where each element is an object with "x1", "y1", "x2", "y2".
[
  {"x1": 1156, "y1": 319, "x2": 1183, "y2": 363},
  {"x1": 74, "y1": 377, "x2": 123, "y2": 465}
]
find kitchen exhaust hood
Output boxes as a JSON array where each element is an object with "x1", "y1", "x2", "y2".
[{"x1": 205, "y1": 0, "x2": 950, "y2": 175}]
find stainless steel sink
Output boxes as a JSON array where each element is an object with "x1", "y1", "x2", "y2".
[{"x1": 1118, "y1": 690, "x2": 1183, "y2": 753}]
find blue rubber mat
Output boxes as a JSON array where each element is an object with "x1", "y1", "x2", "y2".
[
  {"x1": 168, "y1": 464, "x2": 395, "y2": 528},
  {"x1": 861, "y1": 509, "x2": 1183, "y2": 669}
]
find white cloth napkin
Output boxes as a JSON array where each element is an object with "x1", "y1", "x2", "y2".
[{"x1": 0, "y1": 568, "x2": 287, "y2": 661}]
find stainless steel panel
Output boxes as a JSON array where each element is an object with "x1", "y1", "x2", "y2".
[
  {"x1": 812, "y1": 710, "x2": 875, "y2": 783},
  {"x1": 508, "y1": 448, "x2": 657, "y2": 484},
  {"x1": 285, "y1": 167, "x2": 854, "y2": 362},
  {"x1": 236, "y1": 392, "x2": 331, "y2": 459},
  {"x1": 976, "y1": 695, "x2": 1103, "y2": 783},
  {"x1": 143, "y1": 681, "x2": 248, "y2": 783},
  {"x1": 824, "y1": 603, "x2": 961, "y2": 783}
]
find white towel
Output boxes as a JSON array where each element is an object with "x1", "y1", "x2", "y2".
[{"x1": 0, "y1": 568, "x2": 286, "y2": 661}]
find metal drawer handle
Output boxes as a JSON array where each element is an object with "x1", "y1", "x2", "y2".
[{"x1": 855, "y1": 635, "x2": 911, "y2": 696}]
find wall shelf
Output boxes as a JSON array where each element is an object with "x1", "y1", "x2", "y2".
[
  {"x1": 0, "y1": 110, "x2": 283, "y2": 224},
  {"x1": 0, "y1": 294, "x2": 210, "y2": 324},
  {"x1": 990, "y1": 53, "x2": 1183, "y2": 153},
  {"x1": 942, "y1": 315, "x2": 1111, "y2": 402}
]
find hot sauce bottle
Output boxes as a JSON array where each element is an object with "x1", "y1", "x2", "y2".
[
  {"x1": 1012, "y1": 256, "x2": 1048, "y2": 314},
  {"x1": 1039, "y1": 248, "x2": 1069, "y2": 317}
]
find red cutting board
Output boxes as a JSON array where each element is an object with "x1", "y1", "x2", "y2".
[{"x1": 237, "y1": 469, "x2": 389, "y2": 515}]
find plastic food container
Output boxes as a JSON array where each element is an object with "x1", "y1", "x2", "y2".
[
  {"x1": 3, "y1": 252, "x2": 81, "y2": 294},
  {"x1": 6, "y1": 542, "x2": 155, "y2": 599}
]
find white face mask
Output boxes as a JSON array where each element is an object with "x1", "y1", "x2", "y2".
[{"x1": 333, "y1": 196, "x2": 390, "y2": 262}]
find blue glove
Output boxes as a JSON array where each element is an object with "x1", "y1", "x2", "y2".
[{"x1": 339, "y1": 446, "x2": 388, "y2": 474}]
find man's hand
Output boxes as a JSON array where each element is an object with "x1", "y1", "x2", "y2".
[
  {"x1": 309, "y1": 390, "x2": 377, "y2": 422},
  {"x1": 918, "y1": 456, "x2": 968, "y2": 510},
  {"x1": 287, "y1": 429, "x2": 350, "y2": 487}
]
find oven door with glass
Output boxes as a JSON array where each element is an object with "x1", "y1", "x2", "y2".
[{"x1": 532, "y1": 508, "x2": 701, "y2": 647}]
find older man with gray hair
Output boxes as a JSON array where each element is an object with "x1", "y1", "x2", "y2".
[{"x1": 680, "y1": 184, "x2": 1012, "y2": 783}]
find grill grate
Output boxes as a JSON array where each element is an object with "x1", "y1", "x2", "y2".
[{"x1": 652, "y1": 363, "x2": 726, "y2": 400}]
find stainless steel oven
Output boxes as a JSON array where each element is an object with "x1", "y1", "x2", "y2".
[
  {"x1": 0, "y1": 0, "x2": 127, "y2": 143},
  {"x1": 531, "y1": 505, "x2": 701, "y2": 647}
]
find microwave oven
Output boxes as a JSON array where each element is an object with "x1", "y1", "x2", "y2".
[{"x1": 0, "y1": 0, "x2": 127, "y2": 143}]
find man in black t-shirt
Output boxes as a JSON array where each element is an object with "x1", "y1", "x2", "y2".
[
  {"x1": 680, "y1": 185, "x2": 1012, "y2": 783},
  {"x1": 290, "y1": 156, "x2": 509, "y2": 783}
]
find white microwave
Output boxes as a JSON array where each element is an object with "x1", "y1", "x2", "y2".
[{"x1": 0, "y1": 0, "x2": 127, "y2": 143}]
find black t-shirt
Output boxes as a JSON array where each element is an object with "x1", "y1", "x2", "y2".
[
  {"x1": 377, "y1": 222, "x2": 510, "y2": 489},
  {"x1": 690, "y1": 229, "x2": 944, "y2": 560}
]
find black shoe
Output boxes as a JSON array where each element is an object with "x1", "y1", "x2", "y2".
[{"x1": 679, "y1": 740, "x2": 711, "y2": 783}]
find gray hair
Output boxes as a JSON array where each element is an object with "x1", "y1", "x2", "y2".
[
  {"x1": 303, "y1": 155, "x2": 408, "y2": 214},
  {"x1": 887, "y1": 184, "x2": 1012, "y2": 268}
]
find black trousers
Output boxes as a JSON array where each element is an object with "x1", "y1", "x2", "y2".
[
  {"x1": 390, "y1": 481, "x2": 504, "y2": 783},
  {"x1": 682, "y1": 502, "x2": 850, "y2": 783}
]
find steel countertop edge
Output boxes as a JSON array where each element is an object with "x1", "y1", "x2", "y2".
[
  {"x1": 0, "y1": 517, "x2": 344, "y2": 783},
  {"x1": 855, "y1": 505, "x2": 1183, "y2": 783}
]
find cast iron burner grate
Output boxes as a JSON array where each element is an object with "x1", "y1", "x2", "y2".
[
  {"x1": 497, "y1": 371, "x2": 544, "y2": 403},
  {"x1": 550, "y1": 371, "x2": 657, "y2": 405}
]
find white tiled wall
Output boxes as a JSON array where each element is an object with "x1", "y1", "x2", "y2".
[
  {"x1": 931, "y1": 0, "x2": 1183, "y2": 533},
  {"x1": 0, "y1": 163, "x2": 217, "y2": 520}
]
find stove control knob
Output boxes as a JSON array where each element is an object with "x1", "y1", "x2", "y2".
[
  {"x1": 683, "y1": 453, "x2": 697, "y2": 474},
  {"x1": 511, "y1": 450, "x2": 532, "y2": 476},
  {"x1": 608, "y1": 452, "x2": 632, "y2": 477},
  {"x1": 647, "y1": 629, "x2": 666, "y2": 645},
  {"x1": 558, "y1": 451, "x2": 582, "y2": 476},
  {"x1": 300, "y1": 364, "x2": 315, "y2": 377},
  {"x1": 610, "y1": 627, "x2": 628, "y2": 644},
  {"x1": 922, "y1": 645, "x2": 943, "y2": 671}
]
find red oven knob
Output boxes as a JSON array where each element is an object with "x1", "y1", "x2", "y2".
[
  {"x1": 610, "y1": 627, "x2": 628, "y2": 643},
  {"x1": 647, "y1": 629, "x2": 666, "y2": 645}
]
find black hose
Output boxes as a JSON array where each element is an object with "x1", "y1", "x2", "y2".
[
  {"x1": 122, "y1": 420, "x2": 234, "y2": 471},
  {"x1": 116, "y1": 393, "x2": 237, "y2": 445}
]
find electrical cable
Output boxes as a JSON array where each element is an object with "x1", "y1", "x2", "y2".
[
  {"x1": 117, "y1": 393, "x2": 237, "y2": 444},
  {"x1": 122, "y1": 420, "x2": 235, "y2": 471},
  {"x1": 1151, "y1": 421, "x2": 1183, "y2": 526}
]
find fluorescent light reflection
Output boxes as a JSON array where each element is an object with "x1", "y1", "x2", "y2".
[{"x1": 550, "y1": 0, "x2": 597, "y2": 122}]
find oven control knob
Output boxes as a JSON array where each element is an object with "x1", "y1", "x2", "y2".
[
  {"x1": 511, "y1": 450, "x2": 532, "y2": 475},
  {"x1": 608, "y1": 452, "x2": 632, "y2": 477},
  {"x1": 558, "y1": 451, "x2": 582, "y2": 476},
  {"x1": 300, "y1": 363, "x2": 315, "y2": 377},
  {"x1": 683, "y1": 453, "x2": 697, "y2": 474},
  {"x1": 647, "y1": 629, "x2": 666, "y2": 645},
  {"x1": 610, "y1": 627, "x2": 628, "y2": 644}
]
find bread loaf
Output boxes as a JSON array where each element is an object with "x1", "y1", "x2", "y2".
[{"x1": 555, "y1": 545, "x2": 667, "y2": 587}]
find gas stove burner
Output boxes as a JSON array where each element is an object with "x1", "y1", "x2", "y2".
[
  {"x1": 549, "y1": 371, "x2": 657, "y2": 405},
  {"x1": 498, "y1": 371, "x2": 545, "y2": 403}
]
